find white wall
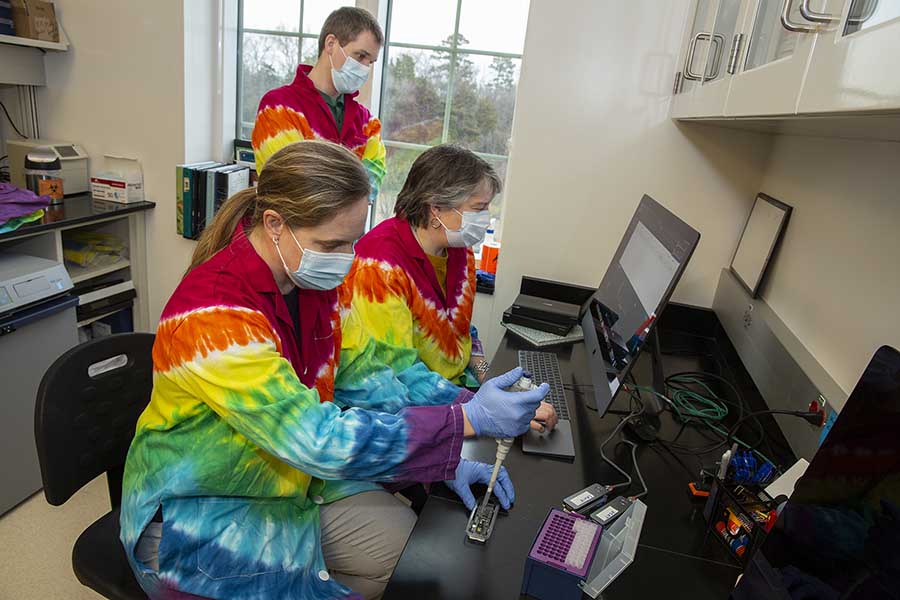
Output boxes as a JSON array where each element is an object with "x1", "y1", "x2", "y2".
[
  {"x1": 756, "y1": 135, "x2": 900, "y2": 393},
  {"x1": 38, "y1": 1, "x2": 226, "y2": 328},
  {"x1": 486, "y1": 0, "x2": 774, "y2": 355}
]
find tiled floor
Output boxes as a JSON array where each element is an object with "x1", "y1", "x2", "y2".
[{"x1": 0, "y1": 476, "x2": 108, "y2": 599}]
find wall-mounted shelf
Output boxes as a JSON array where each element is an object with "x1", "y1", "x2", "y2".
[
  {"x1": 0, "y1": 33, "x2": 68, "y2": 52},
  {"x1": 0, "y1": 25, "x2": 69, "y2": 86}
]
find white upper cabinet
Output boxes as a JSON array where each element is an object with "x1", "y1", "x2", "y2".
[
  {"x1": 670, "y1": 0, "x2": 900, "y2": 119},
  {"x1": 671, "y1": 0, "x2": 718, "y2": 118},
  {"x1": 799, "y1": 0, "x2": 900, "y2": 113},
  {"x1": 693, "y1": 0, "x2": 748, "y2": 115},
  {"x1": 724, "y1": 0, "x2": 831, "y2": 116}
]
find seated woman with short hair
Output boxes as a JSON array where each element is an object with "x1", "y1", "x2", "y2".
[{"x1": 341, "y1": 144, "x2": 557, "y2": 430}]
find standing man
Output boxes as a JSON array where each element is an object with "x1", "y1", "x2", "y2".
[{"x1": 252, "y1": 7, "x2": 386, "y2": 200}]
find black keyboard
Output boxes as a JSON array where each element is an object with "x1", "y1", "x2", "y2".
[{"x1": 517, "y1": 350, "x2": 570, "y2": 420}]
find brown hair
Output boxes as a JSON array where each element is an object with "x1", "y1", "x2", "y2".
[
  {"x1": 318, "y1": 7, "x2": 384, "y2": 56},
  {"x1": 187, "y1": 141, "x2": 370, "y2": 274},
  {"x1": 394, "y1": 144, "x2": 502, "y2": 229}
]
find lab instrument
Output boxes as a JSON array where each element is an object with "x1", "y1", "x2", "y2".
[
  {"x1": 563, "y1": 483, "x2": 610, "y2": 513},
  {"x1": 6, "y1": 139, "x2": 90, "y2": 195},
  {"x1": 589, "y1": 496, "x2": 633, "y2": 527}
]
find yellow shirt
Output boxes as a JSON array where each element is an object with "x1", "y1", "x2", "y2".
[{"x1": 427, "y1": 252, "x2": 449, "y2": 296}]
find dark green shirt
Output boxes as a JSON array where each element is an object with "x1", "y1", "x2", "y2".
[{"x1": 319, "y1": 91, "x2": 345, "y2": 134}]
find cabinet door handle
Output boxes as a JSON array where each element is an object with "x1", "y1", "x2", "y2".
[
  {"x1": 683, "y1": 32, "x2": 705, "y2": 81},
  {"x1": 684, "y1": 32, "x2": 712, "y2": 81},
  {"x1": 799, "y1": 0, "x2": 836, "y2": 23},
  {"x1": 781, "y1": 0, "x2": 818, "y2": 32},
  {"x1": 706, "y1": 34, "x2": 727, "y2": 79}
]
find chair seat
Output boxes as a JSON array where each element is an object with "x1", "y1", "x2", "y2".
[{"x1": 72, "y1": 508, "x2": 147, "y2": 600}]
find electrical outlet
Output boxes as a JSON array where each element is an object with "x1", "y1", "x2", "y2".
[{"x1": 742, "y1": 305, "x2": 753, "y2": 329}]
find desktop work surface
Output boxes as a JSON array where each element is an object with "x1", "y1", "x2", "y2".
[{"x1": 385, "y1": 333, "x2": 744, "y2": 600}]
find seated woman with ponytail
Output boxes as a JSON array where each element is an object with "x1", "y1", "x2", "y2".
[{"x1": 119, "y1": 141, "x2": 548, "y2": 600}]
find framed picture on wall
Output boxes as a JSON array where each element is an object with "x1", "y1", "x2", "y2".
[{"x1": 730, "y1": 193, "x2": 792, "y2": 298}]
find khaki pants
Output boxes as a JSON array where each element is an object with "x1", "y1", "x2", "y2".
[{"x1": 321, "y1": 490, "x2": 417, "y2": 600}]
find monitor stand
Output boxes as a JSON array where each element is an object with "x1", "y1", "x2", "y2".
[{"x1": 625, "y1": 329, "x2": 666, "y2": 442}]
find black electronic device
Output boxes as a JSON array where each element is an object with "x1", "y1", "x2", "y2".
[
  {"x1": 581, "y1": 195, "x2": 700, "y2": 433},
  {"x1": 733, "y1": 345, "x2": 900, "y2": 599},
  {"x1": 510, "y1": 293, "x2": 581, "y2": 328},
  {"x1": 563, "y1": 484, "x2": 611, "y2": 513},
  {"x1": 518, "y1": 350, "x2": 576, "y2": 460},
  {"x1": 503, "y1": 307, "x2": 573, "y2": 336},
  {"x1": 589, "y1": 496, "x2": 633, "y2": 527},
  {"x1": 466, "y1": 496, "x2": 500, "y2": 544}
]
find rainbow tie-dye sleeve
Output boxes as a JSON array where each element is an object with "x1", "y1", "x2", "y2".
[
  {"x1": 336, "y1": 260, "x2": 473, "y2": 413},
  {"x1": 336, "y1": 293, "x2": 467, "y2": 414},
  {"x1": 359, "y1": 117, "x2": 386, "y2": 202},
  {"x1": 141, "y1": 306, "x2": 464, "y2": 484},
  {"x1": 251, "y1": 105, "x2": 316, "y2": 173}
]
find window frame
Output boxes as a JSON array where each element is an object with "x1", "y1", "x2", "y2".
[
  {"x1": 376, "y1": 0, "x2": 522, "y2": 163},
  {"x1": 235, "y1": 0, "x2": 526, "y2": 226}
]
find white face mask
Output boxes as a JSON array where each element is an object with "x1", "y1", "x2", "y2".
[
  {"x1": 437, "y1": 209, "x2": 492, "y2": 248},
  {"x1": 274, "y1": 229, "x2": 354, "y2": 291},
  {"x1": 329, "y1": 45, "x2": 370, "y2": 95}
]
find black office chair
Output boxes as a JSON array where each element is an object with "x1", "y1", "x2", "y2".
[{"x1": 34, "y1": 333, "x2": 155, "y2": 600}]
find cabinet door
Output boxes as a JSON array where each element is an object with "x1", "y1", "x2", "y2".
[
  {"x1": 799, "y1": 0, "x2": 900, "y2": 113},
  {"x1": 692, "y1": 0, "x2": 751, "y2": 116},
  {"x1": 725, "y1": 0, "x2": 819, "y2": 116},
  {"x1": 671, "y1": 0, "x2": 718, "y2": 118}
]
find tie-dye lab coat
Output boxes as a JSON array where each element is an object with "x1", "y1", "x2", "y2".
[
  {"x1": 343, "y1": 217, "x2": 476, "y2": 386},
  {"x1": 252, "y1": 64, "x2": 386, "y2": 201},
  {"x1": 120, "y1": 222, "x2": 469, "y2": 599}
]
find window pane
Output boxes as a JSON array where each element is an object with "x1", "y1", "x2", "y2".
[
  {"x1": 458, "y1": 0, "x2": 529, "y2": 54},
  {"x1": 448, "y1": 54, "x2": 520, "y2": 155},
  {"x1": 844, "y1": 0, "x2": 900, "y2": 36},
  {"x1": 381, "y1": 48, "x2": 450, "y2": 145},
  {"x1": 374, "y1": 144, "x2": 427, "y2": 225},
  {"x1": 388, "y1": 0, "x2": 458, "y2": 46},
  {"x1": 243, "y1": 0, "x2": 301, "y2": 32},
  {"x1": 303, "y1": 0, "x2": 355, "y2": 35},
  {"x1": 745, "y1": 0, "x2": 799, "y2": 71},
  {"x1": 239, "y1": 34, "x2": 306, "y2": 139}
]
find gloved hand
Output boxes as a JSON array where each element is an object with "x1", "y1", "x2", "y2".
[
  {"x1": 462, "y1": 367, "x2": 549, "y2": 438},
  {"x1": 445, "y1": 458, "x2": 515, "y2": 511}
]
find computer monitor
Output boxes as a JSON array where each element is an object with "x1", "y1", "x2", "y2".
[
  {"x1": 733, "y1": 345, "x2": 900, "y2": 600},
  {"x1": 581, "y1": 195, "x2": 700, "y2": 434}
]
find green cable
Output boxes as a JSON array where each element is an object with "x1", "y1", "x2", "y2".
[{"x1": 628, "y1": 379, "x2": 777, "y2": 468}]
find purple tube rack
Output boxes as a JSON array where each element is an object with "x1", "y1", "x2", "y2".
[{"x1": 527, "y1": 508, "x2": 602, "y2": 578}]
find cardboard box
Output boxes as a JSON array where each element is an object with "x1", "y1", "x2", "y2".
[{"x1": 10, "y1": 0, "x2": 58, "y2": 42}]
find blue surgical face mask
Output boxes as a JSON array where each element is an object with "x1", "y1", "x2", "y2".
[
  {"x1": 330, "y1": 45, "x2": 370, "y2": 95},
  {"x1": 437, "y1": 209, "x2": 492, "y2": 248},
  {"x1": 274, "y1": 229, "x2": 354, "y2": 291}
]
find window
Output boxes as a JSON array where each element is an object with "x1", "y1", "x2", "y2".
[
  {"x1": 236, "y1": 0, "x2": 530, "y2": 225},
  {"x1": 238, "y1": 0, "x2": 354, "y2": 140},
  {"x1": 376, "y1": 0, "x2": 529, "y2": 224}
]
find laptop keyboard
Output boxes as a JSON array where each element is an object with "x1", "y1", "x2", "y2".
[{"x1": 518, "y1": 350, "x2": 570, "y2": 420}]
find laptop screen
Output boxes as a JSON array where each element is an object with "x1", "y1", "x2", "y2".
[{"x1": 581, "y1": 195, "x2": 700, "y2": 415}]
